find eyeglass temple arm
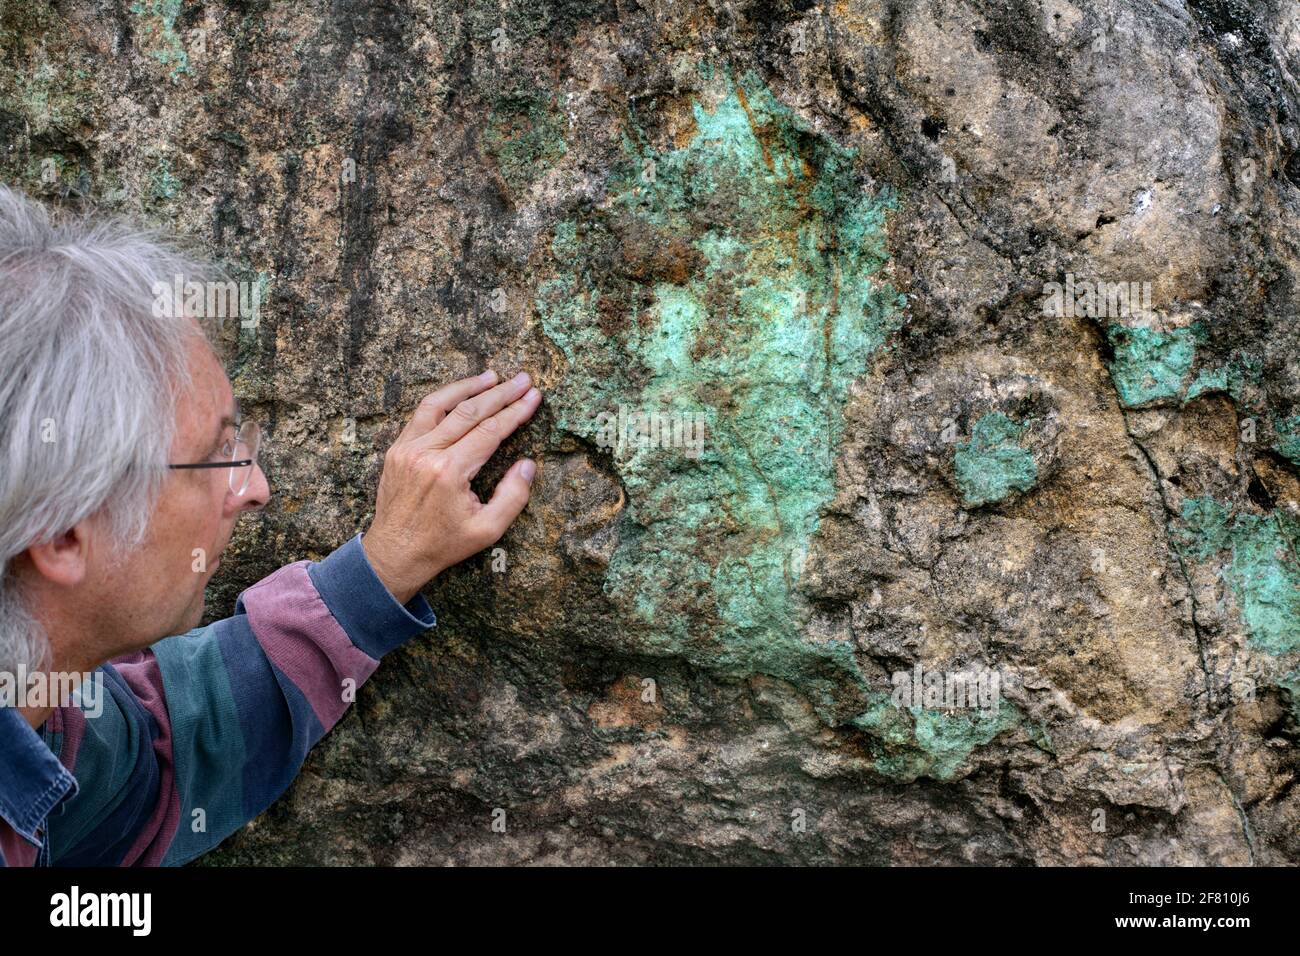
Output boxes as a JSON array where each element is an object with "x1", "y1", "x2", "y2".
[{"x1": 168, "y1": 459, "x2": 255, "y2": 470}]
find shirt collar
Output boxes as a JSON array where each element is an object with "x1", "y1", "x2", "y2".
[{"x1": 0, "y1": 705, "x2": 77, "y2": 845}]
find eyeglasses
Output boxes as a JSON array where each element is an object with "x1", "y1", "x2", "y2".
[{"x1": 168, "y1": 419, "x2": 262, "y2": 496}]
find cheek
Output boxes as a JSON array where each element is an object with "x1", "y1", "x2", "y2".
[
  {"x1": 196, "y1": 493, "x2": 230, "y2": 565},
  {"x1": 159, "y1": 482, "x2": 228, "y2": 572}
]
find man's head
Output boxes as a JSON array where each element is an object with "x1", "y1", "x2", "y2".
[{"x1": 0, "y1": 186, "x2": 269, "y2": 680}]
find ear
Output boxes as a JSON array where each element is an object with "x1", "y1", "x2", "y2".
[{"x1": 24, "y1": 523, "x2": 91, "y2": 588}]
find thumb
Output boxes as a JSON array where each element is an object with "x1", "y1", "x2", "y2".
[{"x1": 478, "y1": 458, "x2": 537, "y2": 538}]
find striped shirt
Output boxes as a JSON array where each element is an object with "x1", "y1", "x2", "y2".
[{"x1": 0, "y1": 533, "x2": 436, "y2": 866}]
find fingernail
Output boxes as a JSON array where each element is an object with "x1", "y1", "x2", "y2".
[
  {"x1": 525, "y1": 387, "x2": 540, "y2": 402},
  {"x1": 512, "y1": 371, "x2": 531, "y2": 387},
  {"x1": 520, "y1": 459, "x2": 537, "y2": 482},
  {"x1": 482, "y1": 369, "x2": 497, "y2": 380}
]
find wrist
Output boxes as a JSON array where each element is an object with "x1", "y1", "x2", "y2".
[{"x1": 360, "y1": 530, "x2": 427, "y2": 606}]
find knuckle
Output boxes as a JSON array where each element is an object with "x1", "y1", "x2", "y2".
[
  {"x1": 422, "y1": 456, "x2": 452, "y2": 483},
  {"x1": 476, "y1": 413, "x2": 501, "y2": 435},
  {"x1": 384, "y1": 446, "x2": 409, "y2": 470},
  {"x1": 451, "y1": 399, "x2": 479, "y2": 422}
]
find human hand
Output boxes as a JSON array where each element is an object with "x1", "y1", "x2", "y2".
[{"x1": 361, "y1": 370, "x2": 541, "y2": 604}]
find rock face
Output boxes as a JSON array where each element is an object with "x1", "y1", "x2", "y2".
[{"x1": 4, "y1": 0, "x2": 1299, "y2": 865}]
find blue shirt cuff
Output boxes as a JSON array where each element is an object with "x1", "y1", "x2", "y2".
[{"x1": 306, "y1": 533, "x2": 436, "y2": 659}]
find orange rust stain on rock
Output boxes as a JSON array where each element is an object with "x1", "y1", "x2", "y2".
[
  {"x1": 672, "y1": 103, "x2": 700, "y2": 149},
  {"x1": 587, "y1": 674, "x2": 663, "y2": 730},
  {"x1": 620, "y1": 231, "x2": 703, "y2": 285},
  {"x1": 733, "y1": 83, "x2": 775, "y2": 174}
]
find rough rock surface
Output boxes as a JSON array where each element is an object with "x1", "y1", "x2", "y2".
[{"x1": 3, "y1": 0, "x2": 1299, "y2": 864}]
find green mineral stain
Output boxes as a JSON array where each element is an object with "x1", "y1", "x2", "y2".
[
  {"x1": 1183, "y1": 366, "x2": 1228, "y2": 401},
  {"x1": 1184, "y1": 351, "x2": 1261, "y2": 404},
  {"x1": 852, "y1": 694, "x2": 1022, "y2": 782},
  {"x1": 129, "y1": 0, "x2": 189, "y2": 80},
  {"x1": 535, "y1": 66, "x2": 1055, "y2": 779},
  {"x1": 1025, "y1": 719, "x2": 1055, "y2": 754},
  {"x1": 1104, "y1": 321, "x2": 1273, "y2": 429},
  {"x1": 483, "y1": 95, "x2": 567, "y2": 195},
  {"x1": 462, "y1": 0, "x2": 606, "y2": 52},
  {"x1": 149, "y1": 158, "x2": 181, "y2": 201},
  {"x1": 1177, "y1": 497, "x2": 1300, "y2": 655},
  {"x1": 537, "y1": 66, "x2": 905, "y2": 725},
  {"x1": 953, "y1": 412, "x2": 1038, "y2": 507},
  {"x1": 24, "y1": 153, "x2": 70, "y2": 187},
  {"x1": 1106, "y1": 324, "x2": 1196, "y2": 407},
  {"x1": 1275, "y1": 415, "x2": 1300, "y2": 468},
  {"x1": 0, "y1": 50, "x2": 98, "y2": 144}
]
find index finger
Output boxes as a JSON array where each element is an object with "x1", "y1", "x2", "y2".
[
  {"x1": 419, "y1": 371, "x2": 534, "y2": 451},
  {"x1": 448, "y1": 386, "x2": 542, "y2": 478},
  {"x1": 396, "y1": 370, "x2": 499, "y2": 445}
]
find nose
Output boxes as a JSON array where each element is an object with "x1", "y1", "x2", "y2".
[{"x1": 238, "y1": 463, "x2": 271, "y2": 513}]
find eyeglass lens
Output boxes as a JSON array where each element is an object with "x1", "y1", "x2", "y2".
[{"x1": 230, "y1": 420, "x2": 261, "y2": 496}]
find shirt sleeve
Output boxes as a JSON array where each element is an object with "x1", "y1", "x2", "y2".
[{"x1": 41, "y1": 533, "x2": 436, "y2": 866}]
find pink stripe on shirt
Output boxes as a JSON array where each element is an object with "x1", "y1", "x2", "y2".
[
  {"x1": 112, "y1": 650, "x2": 181, "y2": 867},
  {"x1": 0, "y1": 822, "x2": 38, "y2": 866},
  {"x1": 241, "y1": 561, "x2": 381, "y2": 730},
  {"x1": 50, "y1": 705, "x2": 86, "y2": 775}
]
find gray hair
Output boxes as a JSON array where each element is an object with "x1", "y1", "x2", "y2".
[{"x1": 0, "y1": 186, "x2": 211, "y2": 676}]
